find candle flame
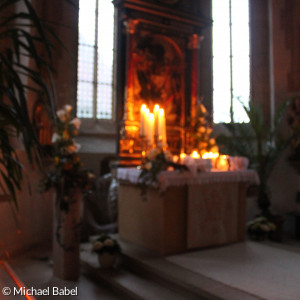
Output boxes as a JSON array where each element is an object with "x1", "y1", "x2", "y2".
[
  {"x1": 154, "y1": 104, "x2": 160, "y2": 113},
  {"x1": 149, "y1": 113, "x2": 154, "y2": 121},
  {"x1": 141, "y1": 104, "x2": 147, "y2": 112},
  {"x1": 159, "y1": 108, "x2": 164, "y2": 116},
  {"x1": 202, "y1": 152, "x2": 219, "y2": 159},
  {"x1": 191, "y1": 150, "x2": 200, "y2": 158}
]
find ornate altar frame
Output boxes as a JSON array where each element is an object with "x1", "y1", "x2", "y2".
[{"x1": 113, "y1": 0, "x2": 212, "y2": 165}]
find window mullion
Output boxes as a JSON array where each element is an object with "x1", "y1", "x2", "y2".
[{"x1": 93, "y1": 0, "x2": 99, "y2": 120}]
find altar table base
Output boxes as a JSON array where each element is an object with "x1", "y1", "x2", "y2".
[
  {"x1": 118, "y1": 184, "x2": 187, "y2": 255},
  {"x1": 118, "y1": 169, "x2": 257, "y2": 255}
]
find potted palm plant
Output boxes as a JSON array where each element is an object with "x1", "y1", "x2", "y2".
[
  {"x1": 216, "y1": 100, "x2": 293, "y2": 241},
  {"x1": 0, "y1": 0, "x2": 58, "y2": 207}
]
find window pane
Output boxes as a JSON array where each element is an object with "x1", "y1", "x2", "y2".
[
  {"x1": 97, "y1": 0, "x2": 114, "y2": 118},
  {"x1": 78, "y1": 0, "x2": 96, "y2": 46},
  {"x1": 77, "y1": 44, "x2": 94, "y2": 83},
  {"x1": 77, "y1": 81, "x2": 94, "y2": 118},
  {"x1": 77, "y1": 0, "x2": 114, "y2": 120},
  {"x1": 212, "y1": 0, "x2": 231, "y2": 123},
  {"x1": 212, "y1": 0, "x2": 250, "y2": 123},
  {"x1": 97, "y1": 84, "x2": 112, "y2": 119},
  {"x1": 231, "y1": 0, "x2": 249, "y2": 122}
]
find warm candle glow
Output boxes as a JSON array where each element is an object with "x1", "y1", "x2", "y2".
[
  {"x1": 216, "y1": 155, "x2": 229, "y2": 171},
  {"x1": 158, "y1": 108, "x2": 166, "y2": 144},
  {"x1": 202, "y1": 152, "x2": 219, "y2": 159},
  {"x1": 140, "y1": 104, "x2": 147, "y2": 136},
  {"x1": 149, "y1": 113, "x2": 154, "y2": 145},
  {"x1": 191, "y1": 150, "x2": 200, "y2": 158},
  {"x1": 179, "y1": 153, "x2": 186, "y2": 164},
  {"x1": 139, "y1": 104, "x2": 167, "y2": 147}
]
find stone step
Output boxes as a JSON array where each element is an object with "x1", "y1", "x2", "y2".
[
  {"x1": 80, "y1": 247, "x2": 199, "y2": 300},
  {"x1": 117, "y1": 239, "x2": 261, "y2": 300},
  {"x1": 81, "y1": 239, "x2": 261, "y2": 300}
]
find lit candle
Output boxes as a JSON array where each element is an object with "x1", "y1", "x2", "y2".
[
  {"x1": 145, "y1": 108, "x2": 150, "y2": 142},
  {"x1": 149, "y1": 113, "x2": 154, "y2": 145},
  {"x1": 154, "y1": 104, "x2": 160, "y2": 139},
  {"x1": 216, "y1": 155, "x2": 229, "y2": 171},
  {"x1": 140, "y1": 104, "x2": 147, "y2": 136},
  {"x1": 202, "y1": 151, "x2": 219, "y2": 168},
  {"x1": 191, "y1": 150, "x2": 200, "y2": 158},
  {"x1": 180, "y1": 153, "x2": 186, "y2": 163},
  {"x1": 159, "y1": 108, "x2": 167, "y2": 145}
]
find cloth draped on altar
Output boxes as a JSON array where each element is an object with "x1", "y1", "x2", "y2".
[{"x1": 117, "y1": 168, "x2": 259, "y2": 191}]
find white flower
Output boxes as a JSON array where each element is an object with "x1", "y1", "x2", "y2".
[
  {"x1": 104, "y1": 239, "x2": 114, "y2": 247},
  {"x1": 145, "y1": 162, "x2": 152, "y2": 170},
  {"x1": 64, "y1": 104, "x2": 72, "y2": 113},
  {"x1": 56, "y1": 109, "x2": 66, "y2": 122},
  {"x1": 70, "y1": 118, "x2": 81, "y2": 130},
  {"x1": 51, "y1": 133, "x2": 60, "y2": 143},
  {"x1": 66, "y1": 143, "x2": 81, "y2": 153},
  {"x1": 93, "y1": 241, "x2": 103, "y2": 250}
]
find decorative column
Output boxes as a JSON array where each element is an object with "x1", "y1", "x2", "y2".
[
  {"x1": 188, "y1": 33, "x2": 204, "y2": 125},
  {"x1": 119, "y1": 19, "x2": 141, "y2": 165},
  {"x1": 185, "y1": 33, "x2": 203, "y2": 154}
]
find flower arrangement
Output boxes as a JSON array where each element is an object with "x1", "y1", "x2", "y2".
[
  {"x1": 247, "y1": 216, "x2": 276, "y2": 241},
  {"x1": 138, "y1": 143, "x2": 188, "y2": 199},
  {"x1": 41, "y1": 105, "x2": 94, "y2": 212},
  {"x1": 193, "y1": 101, "x2": 219, "y2": 156},
  {"x1": 92, "y1": 234, "x2": 121, "y2": 255}
]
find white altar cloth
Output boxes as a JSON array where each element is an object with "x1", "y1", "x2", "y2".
[{"x1": 117, "y1": 168, "x2": 259, "y2": 191}]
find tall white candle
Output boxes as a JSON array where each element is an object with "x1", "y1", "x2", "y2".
[
  {"x1": 154, "y1": 104, "x2": 160, "y2": 139},
  {"x1": 159, "y1": 108, "x2": 167, "y2": 144},
  {"x1": 140, "y1": 104, "x2": 146, "y2": 136},
  {"x1": 149, "y1": 113, "x2": 154, "y2": 145},
  {"x1": 145, "y1": 108, "x2": 150, "y2": 143}
]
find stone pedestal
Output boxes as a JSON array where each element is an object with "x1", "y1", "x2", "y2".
[{"x1": 53, "y1": 188, "x2": 82, "y2": 281}]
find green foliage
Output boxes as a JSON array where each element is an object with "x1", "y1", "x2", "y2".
[
  {"x1": 138, "y1": 145, "x2": 188, "y2": 200},
  {"x1": 247, "y1": 216, "x2": 276, "y2": 241},
  {"x1": 216, "y1": 100, "x2": 293, "y2": 215},
  {"x1": 92, "y1": 234, "x2": 121, "y2": 255},
  {"x1": 40, "y1": 106, "x2": 94, "y2": 212},
  {"x1": 0, "y1": 0, "x2": 74, "y2": 206}
]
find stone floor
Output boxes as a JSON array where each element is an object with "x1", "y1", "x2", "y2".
[
  {"x1": 6, "y1": 248, "x2": 123, "y2": 300},
  {"x1": 2, "y1": 235, "x2": 300, "y2": 300}
]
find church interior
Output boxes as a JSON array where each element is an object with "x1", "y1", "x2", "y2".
[{"x1": 1, "y1": 0, "x2": 300, "y2": 299}]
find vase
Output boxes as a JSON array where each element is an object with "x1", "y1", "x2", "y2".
[
  {"x1": 98, "y1": 252, "x2": 116, "y2": 268},
  {"x1": 53, "y1": 188, "x2": 82, "y2": 281}
]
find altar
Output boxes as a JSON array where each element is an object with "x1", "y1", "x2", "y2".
[{"x1": 117, "y1": 168, "x2": 259, "y2": 255}]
